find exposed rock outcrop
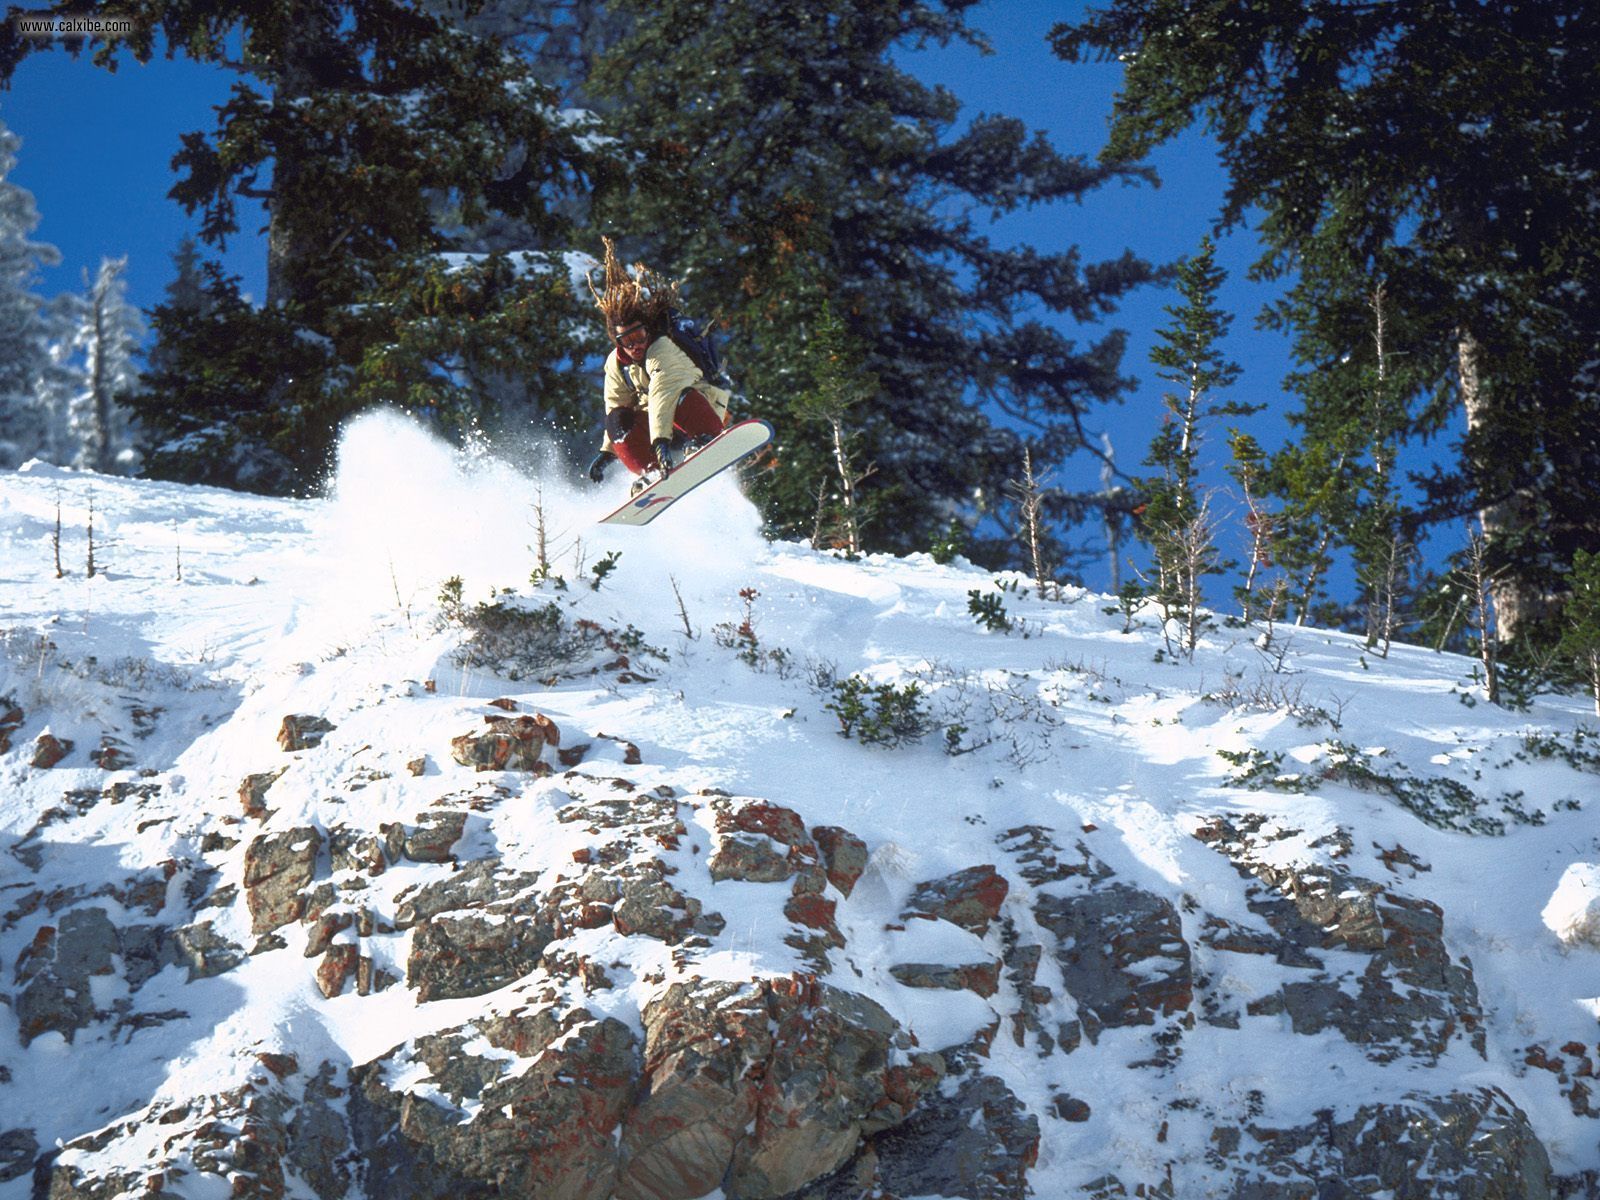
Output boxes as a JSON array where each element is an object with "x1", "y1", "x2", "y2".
[
  {"x1": 5, "y1": 704, "x2": 1561, "y2": 1200},
  {"x1": 1035, "y1": 881, "x2": 1194, "y2": 1029},
  {"x1": 44, "y1": 1059, "x2": 354, "y2": 1200},
  {"x1": 31, "y1": 731, "x2": 72, "y2": 768},
  {"x1": 1196, "y1": 814, "x2": 1485, "y2": 1064},
  {"x1": 450, "y1": 712, "x2": 560, "y2": 772},
  {"x1": 243, "y1": 825, "x2": 324, "y2": 934},
  {"x1": 812, "y1": 825, "x2": 869, "y2": 896},
  {"x1": 12, "y1": 905, "x2": 181, "y2": 1046},
  {"x1": 873, "y1": 1073, "x2": 1040, "y2": 1200},
  {"x1": 904, "y1": 864, "x2": 1009, "y2": 936},
  {"x1": 1217, "y1": 1086, "x2": 1549, "y2": 1198},
  {"x1": 350, "y1": 976, "x2": 944, "y2": 1200},
  {"x1": 278, "y1": 713, "x2": 335, "y2": 751}
]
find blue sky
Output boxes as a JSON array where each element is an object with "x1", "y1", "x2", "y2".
[{"x1": 0, "y1": 0, "x2": 1324, "y2": 584}]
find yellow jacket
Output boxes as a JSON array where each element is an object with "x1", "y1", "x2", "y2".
[{"x1": 602, "y1": 335, "x2": 731, "y2": 448}]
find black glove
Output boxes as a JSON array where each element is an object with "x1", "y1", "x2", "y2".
[
  {"x1": 652, "y1": 438, "x2": 679, "y2": 472},
  {"x1": 586, "y1": 450, "x2": 616, "y2": 483},
  {"x1": 604, "y1": 408, "x2": 636, "y2": 443}
]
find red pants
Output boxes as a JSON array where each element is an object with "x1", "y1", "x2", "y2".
[{"x1": 614, "y1": 389, "x2": 727, "y2": 474}]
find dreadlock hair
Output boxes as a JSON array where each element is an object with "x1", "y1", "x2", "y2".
[{"x1": 588, "y1": 236, "x2": 679, "y2": 340}]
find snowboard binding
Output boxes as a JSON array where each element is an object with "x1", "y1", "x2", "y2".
[{"x1": 629, "y1": 468, "x2": 666, "y2": 498}]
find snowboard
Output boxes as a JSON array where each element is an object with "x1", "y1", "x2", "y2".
[{"x1": 599, "y1": 419, "x2": 775, "y2": 527}]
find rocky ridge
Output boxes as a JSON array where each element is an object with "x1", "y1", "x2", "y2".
[{"x1": 1, "y1": 655, "x2": 1585, "y2": 1199}]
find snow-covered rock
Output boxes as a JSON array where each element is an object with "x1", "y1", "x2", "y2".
[{"x1": 1543, "y1": 862, "x2": 1600, "y2": 949}]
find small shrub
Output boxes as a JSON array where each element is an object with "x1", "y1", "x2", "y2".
[
  {"x1": 968, "y1": 590, "x2": 1013, "y2": 634},
  {"x1": 438, "y1": 575, "x2": 466, "y2": 621},
  {"x1": 826, "y1": 675, "x2": 932, "y2": 748},
  {"x1": 449, "y1": 597, "x2": 597, "y2": 681},
  {"x1": 930, "y1": 519, "x2": 966, "y2": 565},
  {"x1": 1103, "y1": 581, "x2": 1144, "y2": 634},
  {"x1": 1202, "y1": 670, "x2": 1342, "y2": 729},
  {"x1": 589, "y1": 551, "x2": 621, "y2": 591},
  {"x1": 713, "y1": 587, "x2": 791, "y2": 672},
  {"x1": 1220, "y1": 738, "x2": 1545, "y2": 836},
  {"x1": 1517, "y1": 728, "x2": 1600, "y2": 774},
  {"x1": 530, "y1": 564, "x2": 567, "y2": 590},
  {"x1": 1217, "y1": 747, "x2": 1311, "y2": 792}
]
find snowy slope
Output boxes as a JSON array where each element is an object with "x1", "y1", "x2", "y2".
[{"x1": 1, "y1": 411, "x2": 1597, "y2": 1198}]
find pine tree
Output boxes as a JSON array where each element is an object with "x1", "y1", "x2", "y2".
[
  {"x1": 67, "y1": 257, "x2": 144, "y2": 473},
  {"x1": 793, "y1": 301, "x2": 877, "y2": 556},
  {"x1": 0, "y1": 118, "x2": 69, "y2": 467},
  {"x1": 158, "y1": 236, "x2": 207, "y2": 326},
  {"x1": 588, "y1": 0, "x2": 1158, "y2": 563},
  {"x1": 1226, "y1": 430, "x2": 1284, "y2": 626},
  {"x1": 1142, "y1": 239, "x2": 1247, "y2": 517},
  {"x1": 1263, "y1": 436, "x2": 1362, "y2": 629},
  {"x1": 1137, "y1": 238, "x2": 1248, "y2": 655},
  {"x1": 1267, "y1": 270, "x2": 1431, "y2": 644},
  {"x1": 129, "y1": 260, "x2": 314, "y2": 493},
  {"x1": 3, "y1": 3, "x2": 603, "y2": 491},
  {"x1": 1558, "y1": 550, "x2": 1600, "y2": 717},
  {"x1": 1053, "y1": 1, "x2": 1600, "y2": 646}
]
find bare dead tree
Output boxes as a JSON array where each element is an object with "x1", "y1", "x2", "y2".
[
  {"x1": 824, "y1": 410, "x2": 874, "y2": 557},
  {"x1": 1463, "y1": 523, "x2": 1503, "y2": 705},
  {"x1": 1235, "y1": 471, "x2": 1274, "y2": 623},
  {"x1": 1135, "y1": 496, "x2": 1222, "y2": 661},
  {"x1": 1359, "y1": 284, "x2": 1414, "y2": 659},
  {"x1": 531, "y1": 479, "x2": 551, "y2": 580},
  {"x1": 1172, "y1": 496, "x2": 1223, "y2": 658},
  {"x1": 809, "y1": 477, "x2": 831, "y2": 552},
  {"x1": 1582, "y1": 644, "x2": 1600, "y2": 718},
  {"x1": 1363, "y1": 532, "x2": 1415, "y2": 660},
  {"x1": 1007, "y1": 448, "x2": 1051, "y2": 594},
  {"x1": 1099, "y1": 434, "x2": 1124, "y2": 593},
  {"x1": 669, "y1": 574, "x2": 697, "y2": 640}
]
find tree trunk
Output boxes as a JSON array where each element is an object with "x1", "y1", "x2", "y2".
[
  {"x1": 1458, "y1": 330, "x2": 1542, "y2": 643},
  {"x1": 828, "y1": 414, "x2": 860, "y2": 556},
  {"x1": 88, "y1": 273, "x2": 112, "y2": 473}
]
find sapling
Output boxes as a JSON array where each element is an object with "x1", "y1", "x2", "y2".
[
  {"x1": 669, "y1": 574, "x2": 697, "y2": 640},
  {"x1": 797, "y1": 303, "x2": 877, "y2": 556},
  {"x1": 1104, "y1": 580, "x2": 1143, "y2": 634},
  {"x1": 1559, "y1": 550, "x2": 1600, "y2": 716},
  {"x1": 531, "y1": 479, "x2": 551, "y2": 581},
  {"x1": 589, "y1": 551, "x2": 621, "y2": 590},
  {"x1": 968, "y1": 589, "x2": 1013, "y2": 634},
  {"x1": 85, "y1": 488, "x2": 96, "y2": 578},
  {"x1": 52, "y1": 491, "x2": 63, "y2": 579},
  {"x1": 1009, "y1": 448, "x2": 1050, "y2": 596}
]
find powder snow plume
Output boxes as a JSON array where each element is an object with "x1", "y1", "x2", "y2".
[{"x1": 319, "y1": 407, "x2": 769, "y2": 624}]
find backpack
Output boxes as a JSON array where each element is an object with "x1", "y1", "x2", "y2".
[{"x1": 666, "y1": 310, "x2": 726, "y2": 383}]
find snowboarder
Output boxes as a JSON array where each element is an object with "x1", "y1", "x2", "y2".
[{"x1": 584, "y1": 238, "x2": 731, "y2": 493}]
